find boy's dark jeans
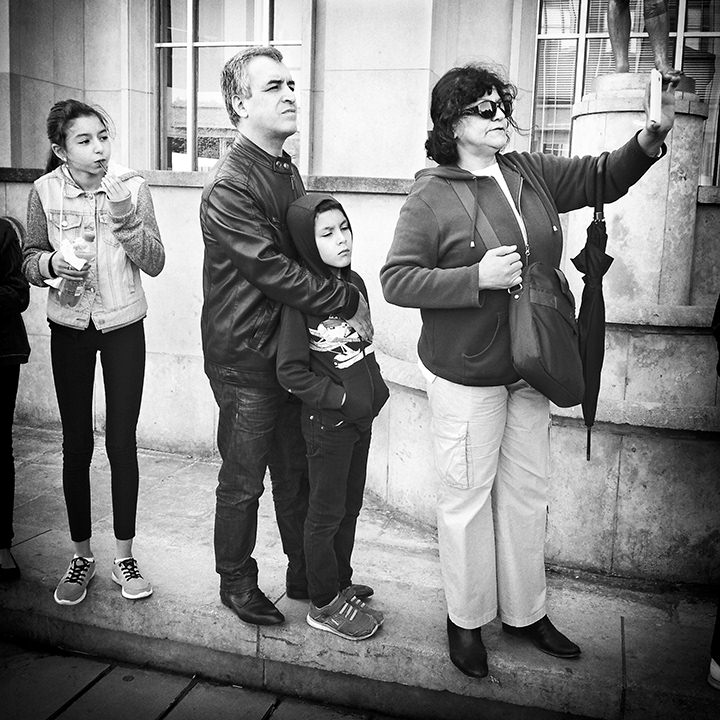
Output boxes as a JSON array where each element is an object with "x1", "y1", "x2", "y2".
[
  {"x1": 302, "y1": 409, "x2": 372, "y2": 608},
  {"x1": 209, "y1": 379, "x2": 308, "y2": 595}
]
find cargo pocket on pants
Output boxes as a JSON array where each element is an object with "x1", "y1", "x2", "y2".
[{"x1": 431, "y1": 417, "x2": 472, "y2": 489}]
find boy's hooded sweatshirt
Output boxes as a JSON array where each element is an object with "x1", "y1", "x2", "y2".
[{"x1": 277, "y1": 194, "x2": 389, "y2": 423}]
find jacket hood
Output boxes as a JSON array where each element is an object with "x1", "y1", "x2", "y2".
[
  {"x1": 287, "y1": 193, "x2": 351, "y2": 281},
  {"x1": 414, "y1": 154, "x2": 520, "y2": 182},
  {"x1": 415, "y1": 165, "x2": 476, "y2": 181}
]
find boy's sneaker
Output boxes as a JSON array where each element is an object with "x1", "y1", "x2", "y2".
[
  {"x1": 340, "y1": 586, "x2": 384, "y2": 626},
  {"x1": 341, "y1": 582, "x2": 374, "y2": 599},
  {"x1": 54, "y1": 557, "x2": 96, "y2": 605},
  {"x1": 307, "y1": 593, "x2": 379, "y2": 640},
  {"x1": 112, "y1": 557, "x2": 153, "y2": 600}
]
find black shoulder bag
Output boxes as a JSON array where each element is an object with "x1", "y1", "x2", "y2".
[{"x1": 451, "y1": 180, "x2": 584, "y2": 407}]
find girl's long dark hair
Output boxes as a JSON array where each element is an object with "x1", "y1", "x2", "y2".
[{"x1": 44, "y1": 99, "x2": 112, "y2": 173}]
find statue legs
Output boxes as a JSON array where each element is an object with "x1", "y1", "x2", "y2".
[
  {"x1": 607, "y1": 0, "x2": 682, "y2": 83},
  {"x1": 608, "y1": 0, "x2": 631, "y2": 73}
]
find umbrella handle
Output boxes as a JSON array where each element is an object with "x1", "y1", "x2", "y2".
[{"x1": 594, "y1": 152, "x2": 608, "y2": 220}]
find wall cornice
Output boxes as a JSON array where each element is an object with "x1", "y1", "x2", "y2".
[{"x1": 1, "y1": 168, "x2": 718, "y2": 203}]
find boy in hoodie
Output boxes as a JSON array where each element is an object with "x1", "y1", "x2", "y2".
[{"x1": 277, "y1": 194, "x2": 389, "y2": 640}]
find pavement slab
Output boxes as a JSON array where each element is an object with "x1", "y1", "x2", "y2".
[
  {"x1": 164, "y1": 681, "x2": 277, "y2": 720},
  {"x1": 55, "y1": 665, "x2": 190, "y2": 720},
  {"x1": 1, "y1": 425, "x2": 717, "y2": 720},
  {"x1": 0, "y1": 644, "x2": 110, "y2": 720}
]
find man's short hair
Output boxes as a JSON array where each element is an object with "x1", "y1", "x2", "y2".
[{"x1": 221, "y1": 46, "x2": 284, "y2": 126}]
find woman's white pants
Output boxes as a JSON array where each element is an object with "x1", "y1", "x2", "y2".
[{"x1": 427, "y1": 375, "x2": 551, "y2": 629}]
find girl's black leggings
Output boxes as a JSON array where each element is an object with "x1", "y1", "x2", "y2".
[{"x1": 50, "y1": 319, "x2": 145, "y2": 542}]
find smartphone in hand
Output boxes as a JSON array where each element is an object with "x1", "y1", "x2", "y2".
[{"x1": 649, "y1": 68, "x2": 662, "y2": 127}]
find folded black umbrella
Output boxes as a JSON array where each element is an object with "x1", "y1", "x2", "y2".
[{"x1": 571, "y1": 152, "x2": 613, "y2": 460}]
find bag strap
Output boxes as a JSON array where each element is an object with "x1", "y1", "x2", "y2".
[
  {"x1": 594, "y1": 152, "x2": 609, "y2": 221},
  {"x1": 449, "y1": 181, "x2": 502, "y2": 251}
]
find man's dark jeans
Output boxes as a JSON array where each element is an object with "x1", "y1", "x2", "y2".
[
  {"x1": 209, "y1": 378, "x2": 309, "y2": 595},
  {"x1": 301, "y1": 409, "x2": 372, "y2": 607}
]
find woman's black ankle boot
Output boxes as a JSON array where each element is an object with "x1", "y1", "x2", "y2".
[{"x1": 446, "y1": 615, "x2": 488, "y2": 678}]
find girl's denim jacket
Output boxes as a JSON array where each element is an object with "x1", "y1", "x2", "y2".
[{"x1": 23, "y1": 164, "x2": 165, "y2": 332}]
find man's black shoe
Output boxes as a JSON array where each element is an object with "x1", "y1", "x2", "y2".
[
  {"x1": 220, "y1": 588, "x2": 285, "y2": 625},
  {"x1": 502, "y1": 615, "x2": 581, "y2": 658},
  {"x1": 285, "y1": 563, "x2": 307, "y2": 600},
  {"x1": 447, "y1": 616, "x2": 488, "y2": 678}
]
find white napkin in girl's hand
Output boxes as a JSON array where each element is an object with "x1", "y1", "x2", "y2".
[{"x1": 43, "y1": 241, "x2": 86, "y2": 288}]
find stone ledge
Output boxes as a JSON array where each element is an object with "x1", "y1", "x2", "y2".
[
  {"x1": 553, "y1": 400, "x2": 720, "y2": 433},
  {"x1": 3, "y1": 426, "x2": 717, "y2": 720},
  {"x1": 2, "y1": 170, "x2": 719, "y2": 206},
  {"x1": 573, "y1": 73, "x2": 709, "y2": 119},
  {"x1": 307, "y1": 176, "x2": 413, "y2": 195},
  {"x1": 376, "y1": 351, "x2": 425, "y2": 392},
  {"x1": 572, "y1": 96, "x2": 709, "y2": 118},
  {"x1": 698, "y1": 186, "x2": 720, "y2": 204},
  {"x1": 376, "y1": 352, "x2": 720, "y2": 432},
  {"x1": 606, "y1": 304, "x2": 716, "y2": 327}
]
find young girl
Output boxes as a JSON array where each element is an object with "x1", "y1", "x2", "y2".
[
  {"x1": 22, "y1": 99, "x2": 165, "y2": 605},
  {"x1": 0, "y1": 217, "x2": 30, "y2": 582},
  {"x1": 277, "y1": 194, "x2": 389, "y2": 640}
]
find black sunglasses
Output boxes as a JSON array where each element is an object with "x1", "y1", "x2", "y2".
[{"x1": 460, "y1": 99, "x2": 511, "y2": 120}]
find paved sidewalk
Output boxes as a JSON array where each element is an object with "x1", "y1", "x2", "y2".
[
  {"x1": 0, "y1": 426, "x2": 717, "y2": 719},
  {"x1": 0, "y1": 638, "x2": 394, "y2": 720}
]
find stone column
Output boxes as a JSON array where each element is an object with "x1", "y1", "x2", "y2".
[{"x1": 565, "y1": 73, "x2": 708, "y2": 315}]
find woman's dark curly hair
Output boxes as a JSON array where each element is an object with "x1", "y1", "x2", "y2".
[{"x1": 425, "y1": 63, "x2": 519, "y2": 166}]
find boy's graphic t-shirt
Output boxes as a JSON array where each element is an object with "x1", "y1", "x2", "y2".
[
  {"x1": 276, "y1": 276, "x2": 387, "y2": 423},
  {"x1": 309, "y1": 317, "x2": 374, "y2": 370}
]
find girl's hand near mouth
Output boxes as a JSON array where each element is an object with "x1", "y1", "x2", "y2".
[{"x1": 101, "y1": 171, "x2": 131, "y2": 203}]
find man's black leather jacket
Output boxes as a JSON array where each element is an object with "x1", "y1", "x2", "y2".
[{"x1": 200, "y1": 134, "x2": 359, "y2": 387}]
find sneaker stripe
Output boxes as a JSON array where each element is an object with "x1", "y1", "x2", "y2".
[
  {"x1": 339, "y1": 602, "x2": 357, "y2": 621},
  {"x1": 340, "y1": 587, "x2": 385, "y2": 626}
]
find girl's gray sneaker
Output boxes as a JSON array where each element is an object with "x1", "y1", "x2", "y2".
[
  {"x1": 54, "y1": 556, "x2": 96, "y2": 605},
  {"x1": 112, "y1": 557, "x2": 153, "y2": 599}
]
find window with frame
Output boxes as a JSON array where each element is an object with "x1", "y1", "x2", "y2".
[
  {"x1": 155, "y1": 0, "x2": 303, "y2": 171},
  {"x1": 533, "y1": 0, "x2": 720, "y2": 184}
]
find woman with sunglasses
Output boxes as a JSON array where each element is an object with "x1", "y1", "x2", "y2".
[{"x1": 381, "y1": 63, "x2": 675, "y2": 678}]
